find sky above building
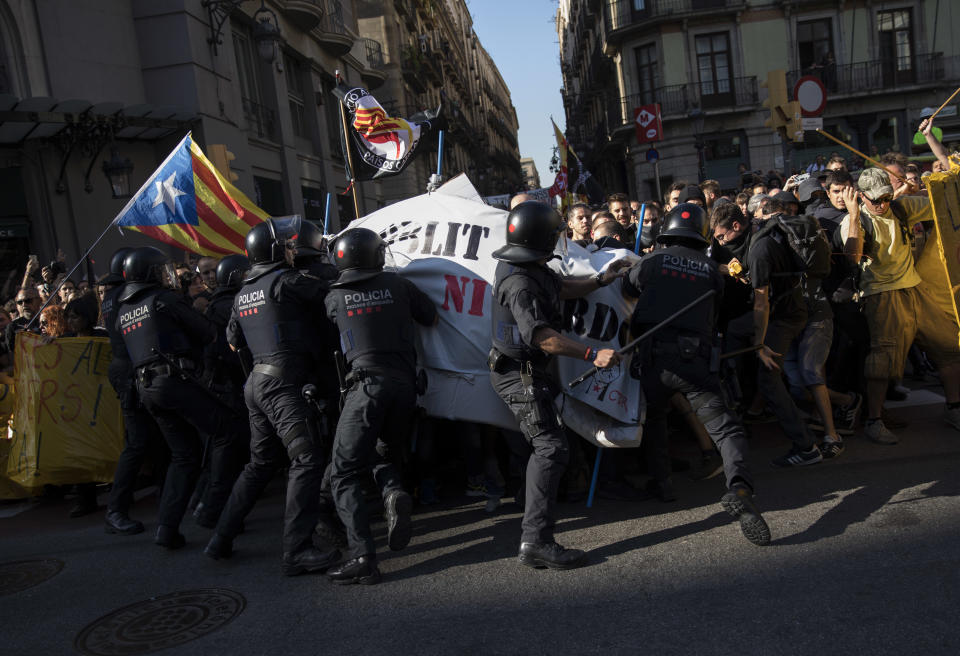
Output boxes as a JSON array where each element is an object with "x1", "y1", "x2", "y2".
[{"x1": 471, "y1": 0, "x2": 563, "y2": 191}]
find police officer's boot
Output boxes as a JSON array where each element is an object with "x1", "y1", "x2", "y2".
[
  {"x1": 154, "y1": 525, "x2": 186, "y2": 550},
  {"x1": 281, "y1": 546, "x2": 341, "y2": 577},
  {"x1": 384, "y1": 489, "x2": 413, "y2": 551},
  {"x1": 104, "y1": 510, "x2": 144, "y2": 535},
  {"x1": 327, "y1": 555, "x2": 381, "y2": 585},
  {"x1": 204, "y1": 533, "x2": 234, "y2": 560},
  {"x1": 518, "y1": 542, "x2": 587, "y2": 570}
]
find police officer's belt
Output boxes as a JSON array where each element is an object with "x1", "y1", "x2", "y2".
[
  {"x1": 252, "y1": 363, "x2": 284, "y2": 379},
  {"x1": 487, "y1": 348, "x2": 545, "y2": 375},
  {"x1": 135, "y1": 359, "x2": 196, "y2": 386}
]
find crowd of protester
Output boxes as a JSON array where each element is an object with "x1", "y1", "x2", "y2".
[{"x1": 1, "y1": 121, "x2": 958, "y2": 568}]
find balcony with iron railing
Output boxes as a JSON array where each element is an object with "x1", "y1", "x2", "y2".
[
  {"x1": 618, "y1": 75, "x2": 759, "y2": 122},
  {"x1": 786, "y1": 53, "x2": 958, "y2": 98},
  {"x1": 315, "y1": 0, "x2": 353, "y2": 56},
  {"x1": 603, "y1": 0, "x2": 746, "y2": 47},
  {"x1": 401, "y1": 47, "x2": 427, "y2": 94},
  {"x1": 360, "y1": 38, "x2": 387, "y2": 90},
  {"x1": 242, "y1": 97, "x2": 278, "y2": 141},
  {"x1": 279, "y1": 0, "x2": 324, "y2": 31}
]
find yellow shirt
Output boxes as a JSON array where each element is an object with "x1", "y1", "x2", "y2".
[{"x1": 838, "y1": 196, "x2": 930, "y2": 296}]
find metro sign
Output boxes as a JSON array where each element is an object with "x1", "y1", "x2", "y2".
[{"x1": 634, "y1": 103, "x2": 662, "y2": 144}]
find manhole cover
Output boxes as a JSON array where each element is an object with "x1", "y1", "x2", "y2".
[
  {"x1": 0, "y1": 559, "x2": 64, "y2": 596},
  {"x1": 74, "y1": 588, "x2": 246, "y2": 655}
]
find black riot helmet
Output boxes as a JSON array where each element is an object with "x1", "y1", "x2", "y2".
[
  {"x1": 294, "y1": 220, "x2": 327, "y2": 259},
  {"x1": 103, "y1": 247, "x2": 134, "y2": 285},
  {"x1": 244, "y1": 216, "x2": 302, "y2": 265},
  {"x1": 657, "y1": 203, "x2": 709, "y2": 247},
  {"x1": 119, "y1": 247, "x2": 169, "y2": 302},
  {"x1": 330, "y1": 227, "x2": 386, "y2": 286},
  {"x1": 492, "y1": 201, "x2": 564, "y2": 263},
  {"x1": 216, "y1": 254, "x2": 250, "y2": 289}
]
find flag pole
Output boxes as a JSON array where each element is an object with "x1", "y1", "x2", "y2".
[
  {"x1": 427, "y1": 130, "x2": 445, "y2": 193},
  {"x1": 323, "y1": 192, "x2": 332, "y2": 234},
  {"x1": 24, "y1": 218, "x2": 118, "y2": 332},
  {"x1": 634, "y1": 203, "x2": 645, "y2": 255},
  {"x1": 335, "y1": 73, "x2": 361, "y2": 220}
]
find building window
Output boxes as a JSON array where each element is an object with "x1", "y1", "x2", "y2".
[
  {"x1": 797, "y1": 19, "x2": 833, "y2": 72},
  {"x1": 284, "y1": 53, "x2": 306, "y2": 138},
  {"x1": 878, "y1": 9, "x2": 913, "y2": 78},
  {"x1": 695, "y1": 32, "x2": 732, "y2": 105},
  {"x1": 635, "y1": 43, "x2": 658, "y2": 102},
  {"x1": 233, "y1": 28, "x2": 261, "y2": 105}
]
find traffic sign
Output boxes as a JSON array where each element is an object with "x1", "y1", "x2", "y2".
[
  {"x1": 802, "y1": 117, "x2": 824, "y2": 131},
  {"x1": 646, "y1": 148, "x2": 659, "y2": 163},
  {"x1": 794, "y1": 75, "x2": 827, "y2": 117},
  {"x1": 634, "y1": 104, "x2": 662, "y2": 144}
]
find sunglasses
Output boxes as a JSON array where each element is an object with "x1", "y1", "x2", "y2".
[{"x1": 866, "y1": 195, "x2": 893, "y2": 204}]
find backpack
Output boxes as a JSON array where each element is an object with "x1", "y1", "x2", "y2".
[{"x1": 755, "y1": 213, "x2": 832, "y2": 280}]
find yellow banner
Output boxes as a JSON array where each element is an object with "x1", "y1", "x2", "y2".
[
  {"x1": 2, "y1": 333, "x2": 123, "y2": 497},
  {"x1": 925, "y1": 167, "x2": 960, "y2": 346}
]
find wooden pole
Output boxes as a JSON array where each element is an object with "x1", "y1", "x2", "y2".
[
  {"x1": 338, "y1": 97, "x2": 361, "y2": 220},
  {"x1": 815, "y1": 129, "x2": 907, "y2": 184},
  {"x1": 929, "y1": 85, "x2": 960, "y2": 123}
]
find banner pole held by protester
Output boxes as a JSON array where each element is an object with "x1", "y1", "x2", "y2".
[
  {"x1": 323, "y1": 192, "x2": 332, "y2": 234},
  {"x1": 568, "y1": 289, "x2": 717, "y2": 389},
  {"x1": 335, "y1": 71, "x2": 361, "y2": 219},
  {"x1": 634, "y1": 203, "x2": 646, "y2": 255},
  {"x1": 427, "y1": 130, "x2": 444, "y2": 193},
  {"x1": 816, "y1": 129, "x2": 907, "y2": 184},
  {"x1": 929, "y1": 85, "x2": 960, "y2": 122}
]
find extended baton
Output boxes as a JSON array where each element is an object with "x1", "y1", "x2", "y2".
[
  {"x1": 567, "y1": 288, "x2": 717, "y2": 389},
  {"x1": 719, "y1": 344, "x2": 764, "y2": 360}
]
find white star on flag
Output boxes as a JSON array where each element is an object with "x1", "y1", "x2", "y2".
[{"x1": 152, "y1": 172, "x2": 186, "y2": 214}]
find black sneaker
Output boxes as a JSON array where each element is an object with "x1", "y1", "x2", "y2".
[
  {"x1": 833, "y1": 392, "x2": 862, "y2": 435},
  {"x1": 819, "y1": 437, "x2": 845, "y2": 460},
  {"x1": 384, "y1": 489, "x2": 413, "y2": 551},
  {"x1": 771, "y1": 445, "x2": 822, "y2": 467},
  {"x1": 518, "y1": 541, "x2": 586, "y2": 570},
  {"x1": 327, "y1": 555, "x2": 381, "y2": 585},
  {"x1": 720, "y1": 486, "x2": 771, "y2": 546},
  {"x1": 282, "y1": 546, "x2": 340, "y2": 576}
]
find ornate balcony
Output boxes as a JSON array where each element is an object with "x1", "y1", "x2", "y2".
[{"x1": 315, "y1": 0, "x2": 353, "y2": 57}]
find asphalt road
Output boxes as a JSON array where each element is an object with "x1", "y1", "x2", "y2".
[{"x1": 2, "y1": 396, "x2": 960, "y2": 655}]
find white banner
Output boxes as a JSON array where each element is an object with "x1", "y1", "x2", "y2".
[
  {"x1": 347, "y1": 175, "x2": 645, "y2": 443},
  {"x1": 483, "y1": 187, "x2": 552, "y2": 208}
]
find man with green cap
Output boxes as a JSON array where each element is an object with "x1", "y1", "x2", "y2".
[{"x1": 838, "y1": 167, "x2": 960, "y2": 444}]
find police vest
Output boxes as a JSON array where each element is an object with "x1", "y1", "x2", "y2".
[
  {"x1": 631, "y1": 246, "x2": 718, "y2": 340},
  {"x1": 330, "y1": 273, "x2": 416, "y2": 367},
  {"x1": 234, "y1": 268, "x2": 309, "y2": 359},
  {"x1": 117, "y1": 288, "x2": 193, "y2": 367},
  {"x1": 491, "y1": 261, "x2": 560, "y2": 363},
  {"x1": 101, "y1": 285, "x2": 128, "y2": 361}
]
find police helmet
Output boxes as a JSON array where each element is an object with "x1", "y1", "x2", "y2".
[
  {"x1": 245, "y1": 216, "x2": 302, "y2": 264},
  {"x1": 103, "y1": 247, "x2": 134, "y2": 285},
  {"x1": 330, "y1": 228, "x2": 386, "y2": 286},
  {"x1": 294, "y1": 220, "x2": 327, "y2": 258},
  {"x1": 216, "y1": 254, "x2": 250, "y2": 289},
  {"x1": 657, "y1": 203, "x2": 709, "y2": 246},
  {"x1": 491, "y1": 201, "x2": 564, "y2": 263},
  {"x1": 122, "y1": 247, "x2": 167, "y2": 284}
]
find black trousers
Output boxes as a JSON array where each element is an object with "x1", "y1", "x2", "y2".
[
  {"x1": 196, "y1": 411, "x2": 249, "y2": 526},
  {"x1": 330, "y1": 369, "x2": 411, "y2": 558},
  {"x1": 137, "y1": 374, "x2": 223, "y2": 529},
  {"x1": 641, "y1": 347, "x2": 753, "y2": 491},
  {"x1": 491, "y1": 367, "x2": 569, "y2": 544},
  {"x1": 215, "y1": 370, "x2": 322, "y2": 555}
]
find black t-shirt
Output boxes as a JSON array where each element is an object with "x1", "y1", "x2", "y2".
[
  {"x1": 813, "y1": 203, "x2": 846, "y2": 240},
  {"x1": 747, "y1": 232, "x2": 805, "y2": 320}
]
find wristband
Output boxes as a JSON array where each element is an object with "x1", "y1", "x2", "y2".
[{"x1": 584, "y1": 347, "x2": 595, "y2": 361}]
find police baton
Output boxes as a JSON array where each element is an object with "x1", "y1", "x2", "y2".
[
  {"x1": 567, "y1": 289, "x2": 717, "y2": 389},
  {"x1": 719, "y1": 344, "x2": 764, "y2": 360}
]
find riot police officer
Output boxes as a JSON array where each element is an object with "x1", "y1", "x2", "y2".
[
  {"x1": 205, "y1": 217, "x2": 339, "y2": 576},
  {"x1": 489, "y1": 201, "x2": 628, "y2": 570},
  {"x1": 324, "y1": 227, "x2": 437, "y2": 585},
  {"x1": 116, "y1": 246, "x2": 223, "y2": 548},
  {"x1": 191, "y1": 254, "x2": 252, "y2": 528},
  {"x1": 621, "y1": 203, "x2": 770, "y2": 545},
  {"x1": 102, "y1": 248, "x2": 163, "y2": 535}
]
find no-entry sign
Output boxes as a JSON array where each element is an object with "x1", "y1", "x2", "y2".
[{"x1": 794, "y1": 76, "x2": 827, "y2": 117}]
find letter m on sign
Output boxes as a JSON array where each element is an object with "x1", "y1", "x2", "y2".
[{"x1": 441, "y1": 275, "x2": 488, "y2": 316}]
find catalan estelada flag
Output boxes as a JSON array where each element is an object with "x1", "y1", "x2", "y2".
[{"x1": 114, "y1": 132, "x2": 268, "y2": 256}]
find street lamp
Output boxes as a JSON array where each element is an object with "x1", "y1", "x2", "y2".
[
  {"x1": 203, "y1": 0, "x2": 281, "y2": 62},
  {"x1": 102, "y1": 148, "x2": 134, "y2": 199},
  {"x1": 689, "y1": 108, "x2": 706, "y2": 183}
]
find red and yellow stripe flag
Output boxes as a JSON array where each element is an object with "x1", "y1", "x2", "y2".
[{"x1": 114, "y1": 132, "x2": 268, "y2": 256}]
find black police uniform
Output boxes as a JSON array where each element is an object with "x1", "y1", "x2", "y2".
[
  {"x1": 623, "y1": 245, "x2": 753, "y2": 492},
  {"x1": 489, "y1": 259, "x2": 569, "y2": 546},
  {"x1": 117, "y1": 283, "x2": 222, "y2": 539},
  {"x1": 325, "y1": 270, "x2": 436, "y2": 558},
  {"x1": 192, "y1": 285, "x2": 251, "y2": 527},
  {"x1": 214, "y1": 263, "x2": 330, "y2": 559},
  {"x1": 103, "y1": 282, "x2": 164, "y2": 531}
]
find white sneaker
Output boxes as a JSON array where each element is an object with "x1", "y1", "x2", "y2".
[
  {"x1": 945, "y1": 406, "x2": 960, "y2": 431},
  {"x1": 865, "y1": 419, "x2": 898, "y2": 445}
]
